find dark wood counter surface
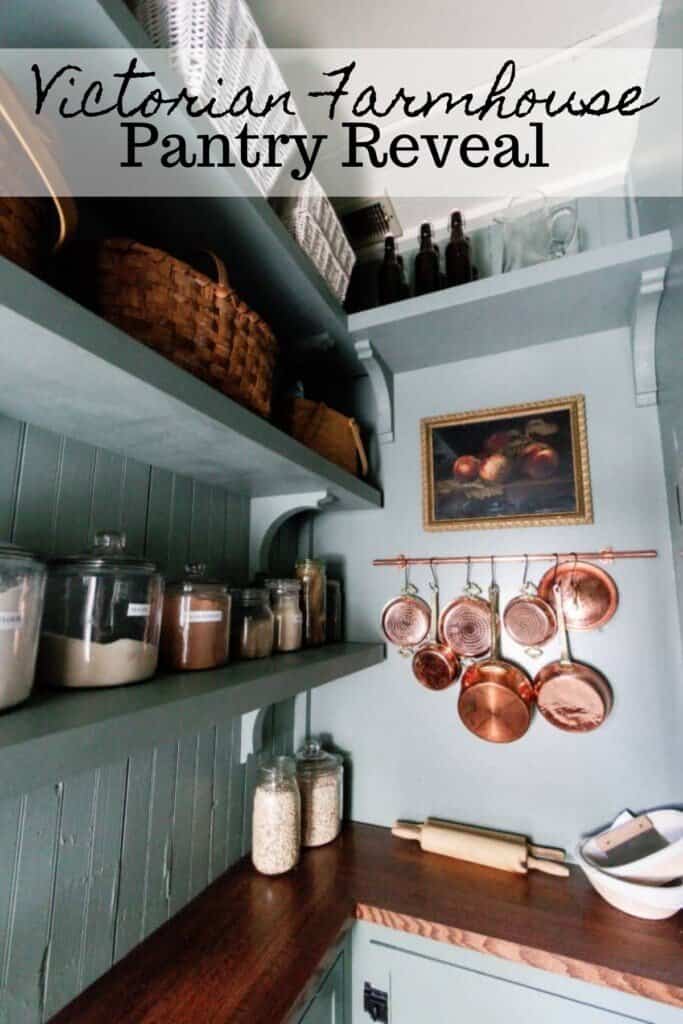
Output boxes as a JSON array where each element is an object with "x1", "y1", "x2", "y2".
[{"x1": 52, "y1": 823, "x2": 683, "y2": 1024}]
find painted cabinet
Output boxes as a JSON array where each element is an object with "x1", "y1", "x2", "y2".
[
  {"x1": 298, "y1": 949, "x2": 346, "y2": 1024},
  {"x1": 352, "y1": 922, "x2": 681, "y2": 1024}
]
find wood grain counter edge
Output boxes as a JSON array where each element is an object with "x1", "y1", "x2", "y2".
[{"x1": 355, "y1": 904, "x2": 683, "y2": 1009}]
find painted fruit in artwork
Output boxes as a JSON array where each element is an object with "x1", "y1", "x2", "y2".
[
  {"x1": 483, "y1": 430, "x2": 516, "y2": 454},
  {"x1": 520, "y1": 442, "x2": 560, "y2": 479},
  {"x1": 453, "y1": 455, "x2": 481, "y2": 481},
  {"x1": 479, "y1": 453, "x2": 514, "y2": 483}
]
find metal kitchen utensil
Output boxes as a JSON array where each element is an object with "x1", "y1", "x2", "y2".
[
  {"x1": 503, "y1": 555, "x2": 557, "y2": 655},
  {"x1": 439, "y1": 558, "x2": 492, "y2": 658},
  {"x1": 534, "y1": 582, "x2": 613, "y2": 732},
  {"x1": 380, "y1": 560, "x2": 431, "y2": 654},
  {"x1": 538, "y1": 557, "x2": 618, "y2": 631},
  {"x1": 412, "y1": 562, "x2": 460, "y2": 691},
  {"x1": 458, "y1": 561, "x2": 534, "y2": 744}
]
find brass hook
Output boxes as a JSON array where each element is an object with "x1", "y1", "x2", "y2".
[{"x1": 429, "y1": 557, "x2": 438, "y2": 593}]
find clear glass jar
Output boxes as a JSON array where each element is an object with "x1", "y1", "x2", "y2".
[
  {"x1": 266, "y1": 579, "x2": 302, "y2": 653},
  {"x1": 295, "y1": 559, "x2": 327, "y2": 647},
  {"x1": 251, "y1": 755, "x2": 301, "y2": 875},
  {"x1": 295, "y1": 739, "x2": 343, "y2": 848},
  {"x1": 236, "y1": 588, "x2": 274, "y2": 659},
  {"x1": 161, "y1": 563, "x2": 231, "y2": 671},
  {"x1": 326, "y1": 579, "x2": 343, "y2": 643},
  {"x1": 38, "y1": 530, "x2": 164, "y2": 688},
  {"x1": 0, "y1": 542, "x2": 46, "y2": 711}
]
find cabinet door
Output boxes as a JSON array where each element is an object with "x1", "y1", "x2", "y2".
[
  {"x1": 299, "y1": 951, "x2": 345, "y2": 1024},
  {"x1": 385, "y1": 950, "x2": 652, "y2": 1024}
]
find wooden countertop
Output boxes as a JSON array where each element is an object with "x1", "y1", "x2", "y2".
[{"x1": 52, "y1": 823, "x2": 683, "y2": 1024}]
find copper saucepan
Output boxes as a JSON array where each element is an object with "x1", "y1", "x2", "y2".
[
  {"x1": 538, "y1": 558, "x2": 618, "y2": 631},
  {"x1": 503, "y1": 555, "x2": 557, "y2": 655},
  {"x1": 439, "y1": 559, "x2": 491, "y2": 659},
  {"x1": 381, "y1": 561, "x2": 431, "y2": 654},
  {"x1": 534, "y1": 583, "x2": 613, "y2": 732},
  {"x1": 458, "y1": 574, "x2": 534, "y2": 744},
  {"x1": 412, "y1": 565, "x2": 460, "y2": 691}
]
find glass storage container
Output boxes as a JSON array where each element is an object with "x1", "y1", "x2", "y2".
[
  {"x1": 266, "y1": 578, "x2": 302, "y2": 653},
  {"x1": 252, "y1": 755, "x2": 301, "y2": 875},
  {"x1": 38, "y1": 530, "x2": 164, "y2": 688},
  {"x1": 161, "y1": 563, "x2": 231, "y2": 671},
  {"x1": 0, "y1": 542, "x2": 46, "y2": 711},
  {"x1": 295, "y1": 739, "x2": 344, "y2": 848},
  {"x1": 235, "y1": 587, "x2": 274, "y2": 659},
  {"x1": 326, "y1": 579, "x2": 343, "y2": 643},
  {"x1": 295, "y1": 559, "x2": 327, "y2": 647}
]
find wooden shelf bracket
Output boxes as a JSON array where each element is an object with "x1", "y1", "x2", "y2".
[
  {"x1": 354, "y1": 337, "x2": 394, "y2": 444},
  {"x1": 249, "y1": 490, "x2": 336, "y2": 574},
  {"x1": 631, "y1": 263, "x2": 668, "y2": 407}
]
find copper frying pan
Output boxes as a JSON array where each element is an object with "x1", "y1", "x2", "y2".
[
  {"x1": 503, "y1": 556, "x2": 557, "y2": 653},
  {"x1": 412, "y1": 566, "x2": 460, "y2": 691},
  {"x1": 538, "y1": 558, "x2": 618, "y2": 631},
  {"x1": 439, "y1": 560, "x2": 491, "y2": 658},
  {"x1": 381, "y1": 562, "x2": 431, "y2": 653},
  {"x1": 458, "y1": 579, "x2": 534, "y2": 744},
  {"x1": 534, "y1": 583, "x2": 613, "y2": 732}
]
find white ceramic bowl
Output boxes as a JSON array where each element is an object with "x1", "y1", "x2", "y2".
[
  {"x1": 581, "y1": 810, "x2": 683, "y2": 885},
  {"x1": 576, "y1": 848, "x2": 683, "y2": 920}
]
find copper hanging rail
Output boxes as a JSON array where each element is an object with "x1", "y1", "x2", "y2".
[{"x1": 373, "y1": 548, "x2": 657, "y2": 567}]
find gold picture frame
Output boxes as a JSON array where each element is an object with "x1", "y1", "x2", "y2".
[{"x1": 421, "y1": 395, "x2": 593, "y2": 532}]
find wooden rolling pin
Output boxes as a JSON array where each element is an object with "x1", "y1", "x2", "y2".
[
  {"x1": 426, "y1": 817, "x2": 566, "y2": 863},
  {"x1": 392, "y1": 820, "x2": 569, "y2": 878}
]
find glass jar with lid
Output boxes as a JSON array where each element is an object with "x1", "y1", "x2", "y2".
[
  {"x1": 0, "y1": 542, "x2": 46, "y2": 711},
  {"x1": 265, "y1": 578, "x2": 302, "y2": 653},
  {"x1": 295, "y1": 559, "x2": 327, "y2": 647},
  {"x1": 235, "y1": 587, "x2": 274, "y2": 659},
  {"x1": 295, "y1": 738, "x2": 344, "y2": 847},
  {"x1": 252, "y1": 755, "x2": 301, "y2": 875},
  {"x1": 161, "y1": 563, "x2": 231, "y2": 671},
  {"x1": 38, "y1": 529, "x2": 164, "y2": 688}
]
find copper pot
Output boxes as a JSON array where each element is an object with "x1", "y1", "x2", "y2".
[
  {"x1": 458, "y1": 581, "x2": 534, "y2": 744},
  {"x1": 534, "y1": 583, "x2": 612, "y2": 732},
  {"x1": 503, "y1": 559, "x2": 557, "y2": 653},
  {"x1": 381, "y1": 564, "x2": 431, "y2": 653},
  {"x1": 439, "y1": 563, "x2": 491, "y2": 658},
  {"x1": 412, "y1": 574, "x2": 460, "y2": 691},
  {"x1": 538, "y1": 559, "x2": 618, "y2": 631}
]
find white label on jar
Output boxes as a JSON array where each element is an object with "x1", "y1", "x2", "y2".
[
  {"x1": 185, "y1": 609, "x2": 223, "y2": 624},
  {"x1": 127, "y1": 603, "x2": 151, "y2": 618},
  {"x1": 0, "y1": 611, "x2": 21, "y2": 630}
]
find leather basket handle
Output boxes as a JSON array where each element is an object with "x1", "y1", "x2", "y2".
[
  {"x1": 0, "y1": 71, "x2": 77, "y2": 249},
  {"x1": 203, "y1": 250, "x2": 230, "y2": 289}
]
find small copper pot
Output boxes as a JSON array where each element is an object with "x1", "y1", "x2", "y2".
[
  {"x1": 412, "y1": 578, "x2": 460, "y2": 691},
  {"x1": 381, "y1": 564, "x2": 431, "y2": 653},
  {"x1": 534, "y1": 583, "x2": 613, "y2": 732},
  {"x1": 458, "y1": 581, "x2": 534, "y2": 744}
]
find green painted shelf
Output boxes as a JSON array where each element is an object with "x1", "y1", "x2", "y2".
[
  {"x1": 0, "y1": 642, "x2": 385, "y2": 800},
  {"x1": 0, "y1": 257, "x2": 381, "y2": 509}
]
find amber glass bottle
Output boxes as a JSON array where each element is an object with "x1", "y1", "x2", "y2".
[
  {"x1": 414, "y1": 222, "x2": 440, "y2": 296},
  {"x1": 445, "y1": 211, "x2": 473, "y2": 287},
  {"x1": 377, "y1": 235, "x2": 407, "y2": 306}
]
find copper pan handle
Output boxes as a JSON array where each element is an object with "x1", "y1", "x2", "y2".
[
  {"x1": 553, "y1": 581, "x2": 572, "y2": 666},
  {"x1": 488, "y1": 581, "x2": 500, "y2": 660}
]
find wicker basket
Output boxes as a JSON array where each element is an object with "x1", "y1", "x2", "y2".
[
  {"x1": 80, "y1": 239, "x2": 278, "y2": 418},
  {"x1": 284, "y1": 398, "x2": 369, "y2": 477},
  {"x1": 0, "y1": 196, "x2": 44, "y2": 271}
]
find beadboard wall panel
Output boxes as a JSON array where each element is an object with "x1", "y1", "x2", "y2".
[{"x1": 0, "y1": 412, "x2": 295, "y2": 1023}]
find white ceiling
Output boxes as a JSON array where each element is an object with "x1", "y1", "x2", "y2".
[{"x1": 249, "y1": 0, "x2": 662, "y2": 237}]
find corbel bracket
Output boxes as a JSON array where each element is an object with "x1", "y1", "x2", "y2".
[
  {"x1": 354, "y1": 337, "x2": 394, "y2": 444},
  {"x1": 631, "y1": 265, "x2": 667, "y2": 407},
  {"x1": 249, "y1": 490, "x2": 335, "y2": 576}
]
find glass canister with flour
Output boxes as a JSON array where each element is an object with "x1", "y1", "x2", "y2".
[
  {"x1": 0, "y1": 542, "x2": 46, "y2": 710},
  {"x1": 161, "y1": 563, "x2": 231, "y2": 670},
  {"x1": 38, "y1": 530, "x2": 164, "y2": 688}
]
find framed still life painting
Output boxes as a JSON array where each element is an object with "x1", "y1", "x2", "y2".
[{"x1": 421, "y1": 395, "x2": 593, "y2": 532}]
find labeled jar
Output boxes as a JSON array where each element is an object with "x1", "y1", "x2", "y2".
[
  {"x1": 39, "y1": 530, "x2": 163, "y2": 688},
  {"x1": 326, "y1": 579, "x2": 343, "y2": 643},
  {"x1": 295, "y1": 559, "x2": 327, "y2": 647},
  {"x1": 161, "y1": 563, "x2": 231, "y2": 671},
  {"x1": 266, "y1": 579, "x2": 302, "y2": 653},
  {"x1": 235, "y1": 588, "x2": 274, "y2": 659},
  {"x1": 295, "y1": 739, "x2": 343, "y2": 848},
  {"x1": 252, "y1": 756, "x2": 301, "y2": 875},
  {"x1": 0, "y1": 542, "x2": 46, "y2": 711}
]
